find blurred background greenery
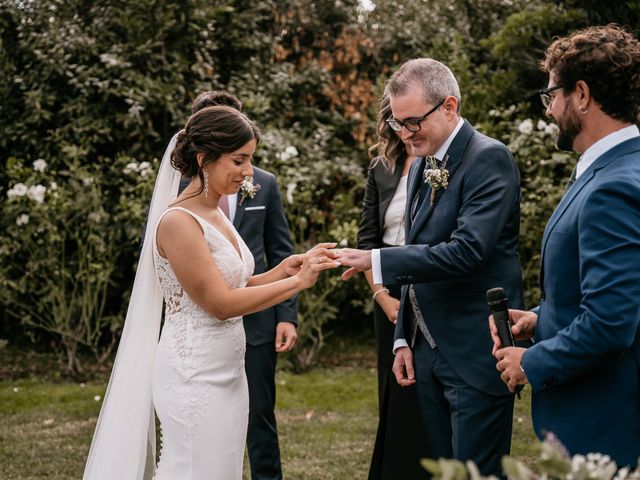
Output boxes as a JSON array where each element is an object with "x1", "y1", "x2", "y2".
[{"x1": 1, "y1": 0, "x2": 639, "y2": 374}]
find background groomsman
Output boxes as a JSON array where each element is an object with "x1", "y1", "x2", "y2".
[
  {"x1": 493, "y1": 25, "x2": 640, "y2": 466},
  {"x1": 185, "y1": 91, "x2": 298, "y2": 480}
]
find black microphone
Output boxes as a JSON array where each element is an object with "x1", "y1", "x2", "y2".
[
  {"x1": 487, "y1": 287, "x2": 521, "y2": 399},
  {"x1": 486, "y1": 287, "x2": 515, "y2": 349}
]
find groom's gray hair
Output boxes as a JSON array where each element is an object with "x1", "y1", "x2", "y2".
[{"x1": 387, "y1": 58, "x2": 461, "y2": 112}]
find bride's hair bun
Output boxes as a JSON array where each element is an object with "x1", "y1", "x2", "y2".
[
  {"x1": 171, "y1": 129, "x2": 197, "y2": 176},
  {"x1": 170, "y1": 106, "x2": 260, "y2": 180}
]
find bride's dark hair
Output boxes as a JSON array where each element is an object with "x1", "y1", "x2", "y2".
[{"x1": 171, "y1": 105, "x2": 260, "y2": 196}]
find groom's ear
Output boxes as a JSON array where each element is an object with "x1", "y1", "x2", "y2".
[{"x1": 443, "y1": 96, "x2": 459, "y2": 115}]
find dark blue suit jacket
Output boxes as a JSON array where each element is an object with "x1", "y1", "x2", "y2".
[
  {"x1": 382, "y1": 120, "x2": 524, "y2": 396},
  {"x1": 523, "y1": 137, "x2": 640, "y2": 465},
  {"x1": 234, "y1": 167, "x2": 297, "y2": 346}
]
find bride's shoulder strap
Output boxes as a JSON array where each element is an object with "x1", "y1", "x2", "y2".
[{"x1": 155, "y1": 206, "x2": 206, "y2": 236}]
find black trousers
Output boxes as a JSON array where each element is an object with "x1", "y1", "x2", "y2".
[
  {"x1": 413, "y1": 333, "x2": 514, "y2": 477},
  {"x1": 369, "y1": 284, "x2": 430, "y2": 480},
  {"x1": 245, "y1": 342, "x2": 281, "y2": 480}
]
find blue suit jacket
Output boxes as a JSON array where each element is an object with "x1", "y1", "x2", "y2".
[
  {"x1": 234, "y1": 167, "x2": 297, "y2": 346},
  {"x1": 382, "y1": 120, "x2": 524, "y2": 396},
  {"x1": 523, "y1": 137, "x2": 640, "y2": 465}
]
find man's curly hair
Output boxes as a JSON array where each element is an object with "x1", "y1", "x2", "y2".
[{"x1": 541, "y1": 25, "x2": 640, "y2": 123}]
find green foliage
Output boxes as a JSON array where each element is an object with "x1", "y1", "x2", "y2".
[
  {"x1": 478, "y1": 106, "x2": 577, "y2": 308},
  {"x1": 1, "y1": 156, "x2": 156, "y2": 372},
  {"x1": 424, "y1": 434, "x2": 640, "y2": 480},
  {"x1": 1, "y1": 0, "x2": 636, "y2": 368}
]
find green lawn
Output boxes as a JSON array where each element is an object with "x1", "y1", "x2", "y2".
[{"x1": 0, "y1": 354, "x2": 537, "y2": 479}]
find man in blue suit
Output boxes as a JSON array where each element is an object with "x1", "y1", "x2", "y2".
[
  {"x1": 493, "y1": 25, "x2": 640, "y2": 466},
  {"x1": 183, "y1": 91, "x2": 297, "y2": 480},
  {"x1": 338, "y1": 58, "x2": 524, "y2": 476}
]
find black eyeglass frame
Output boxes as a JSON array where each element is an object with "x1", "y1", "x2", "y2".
[
  {"x1": 386, "y1": 98, "x2": 446, "y2": 133},
  {"x1": 538, "y1": 85, "x2": 564, "y2": 109}
]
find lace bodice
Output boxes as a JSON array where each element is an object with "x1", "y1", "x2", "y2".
[{"x1": 153, "y1": 207, "x2": 255, "y2": 332}]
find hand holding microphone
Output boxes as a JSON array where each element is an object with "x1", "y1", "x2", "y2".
[{"x1": 487, "y1": 287, "x2": 521, "y2": 398}]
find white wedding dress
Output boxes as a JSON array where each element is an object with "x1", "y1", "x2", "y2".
[{"x1": 152, "y1": 206, "x2": 255, "y2": 479}]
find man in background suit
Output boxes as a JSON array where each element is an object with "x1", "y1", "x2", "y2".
[
  {"x1": 337, "y1": 58, "x2": 523, "y2": 476},
  {"x1": 183, "y1": 91, "x2": 297, "y2": 480},
  {"x1": 493, "y1": 25, "x2": 640, "y2": 465}
]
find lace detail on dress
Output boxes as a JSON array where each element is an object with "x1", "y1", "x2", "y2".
[{"x1": 151, "y1": 207, "x2": 254, "y2": 478}]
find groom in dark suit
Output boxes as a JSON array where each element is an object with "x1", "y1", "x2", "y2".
[
  {"x1": 184, "y1": 92, "x2": 297, "y2": 480},
  {"x1": 338, "y1": 58, "x2": 523, "y2": 476},
  {"x1": 493, "y1": 25, "x2": 640, "y2": 466}
]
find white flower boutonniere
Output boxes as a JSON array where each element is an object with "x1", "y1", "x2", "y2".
[
  {"x1": 239, "y1": 176, "x2": 261, "y2": 205},
  {"x1": 423, "y1": 155, "x2": 449, "y2": 206}
]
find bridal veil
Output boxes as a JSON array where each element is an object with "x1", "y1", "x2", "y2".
[{"x1": 83, "y1": 135, "x2": 180, "y2": 479}]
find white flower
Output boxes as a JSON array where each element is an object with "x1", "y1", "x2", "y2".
[
  {"x1": 124, "y1": 162, "x2": 138, "y2": 174},
  {"x1": 33, "y1": 159, "x2": 48, "y2": 172},
  {"x1": 27, "y1": 184, "x2": 47, "y2": 203},
  {"x1": 82, "y1": 177, "x2": 94, "y2": 186},
  {"x1": 277, "y1": 145, "x2": 299, "y2": 162},
  {"x1": 537, "y1": 120, "x2": 547, "y2": 131},
  {"x1": 545, "y1": 123, "x2": 558, "y2": 136},
  {"x1": 16, "y1": 214, "x2": 29, "y2": 226},
  {"x1": 284, "y1": 145, "x2": 298, "y2": 157},
  {"x1": 88, "y1": 212, "x2": 102, "y2": 223},
  {"x1": 286, "y1": 182, "x2": 297, "y2": 204},
  {"x1": 7, "y1": 183, "x2": 28, "y2": 198},
  {"x1": 49, "y1": 181, "x2": 58, "y2": 190},
  {"x1": 12, "y1": 387, "x2": 19, "y2": 393},
  {"x1": 94, "y1": 395, "x2": 101, "y2": 401},
  {"x1": 338, "y1": 238, "x2": 348, "y2": 247},
  {"x1": 138, "y1": 161, "x2": 152, "y2": 177},
  {"x1": 517, "y1": 119, "x2": 534, "y2": 135}
]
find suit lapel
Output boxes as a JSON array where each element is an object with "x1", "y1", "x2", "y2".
[
  {"x1": 233, "y1": 193, "x2": 245, "y2": 228},
  {"x1": 407, "y1": 121, "x2": 474, "y2": 244},
  {"x1": 405, "y1": 157, "x2": 425, "y2": 240},
  {"x1": 539, "y1": 137, "x2": 640, "y2": 293}
]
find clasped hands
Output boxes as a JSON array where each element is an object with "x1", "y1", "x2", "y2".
[{"x1": 284, "y1": 246, "x2": 373, "y2": 280}]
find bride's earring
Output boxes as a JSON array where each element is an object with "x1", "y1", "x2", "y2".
[{"x1": 203, "y1": 168, "x2": 209, "y2": 198}]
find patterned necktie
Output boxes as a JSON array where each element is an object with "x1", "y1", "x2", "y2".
[
  {"x1": 412, "y1": 156, "x2": 435, "y2": 220},
  {"x1": 563, "y1": 166, "x2": 577, "y2": 194},
  {"x1": 218, "y1": 194, "x2": 230, "y2": 219}
]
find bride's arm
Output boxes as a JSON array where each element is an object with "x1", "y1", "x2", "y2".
[
  {"x1": 246, "y1": 242, "x2": 337, "y2": 287},
  {"x1": 157, "y1": 212, "x2": 339, "y2": 320}
]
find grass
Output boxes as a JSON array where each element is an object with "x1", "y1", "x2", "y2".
[{"x1": 0, "y1": 345, "x2": 538, "y2": 479}]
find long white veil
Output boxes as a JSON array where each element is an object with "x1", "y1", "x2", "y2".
[{"x1": 83, "y1": 135, "x2": 179, "y2": 479}]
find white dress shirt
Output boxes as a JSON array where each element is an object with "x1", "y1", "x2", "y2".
[{"x1": 575, "y1": 124, "x2": 640, "y2": 179}]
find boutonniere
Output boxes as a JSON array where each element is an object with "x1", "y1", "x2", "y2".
[
  {"x1": 239, "y1": 176, "x2": 261, "y2": 205},
  {"x1": 423, "y1": 155, "x2": 449, "y2": 206}
]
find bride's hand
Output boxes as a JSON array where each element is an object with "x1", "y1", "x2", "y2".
[
  {"x1": 284, "y1": 243, "x2": 337, "y2": 276},
  {"x1": 296, "y1": 248, "x2": 341, "y2": 288}
]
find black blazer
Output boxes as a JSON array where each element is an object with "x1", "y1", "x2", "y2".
[
  {"x1": 357, "y1": 156, "x2": 405, "y2": 250},
  {"x1": 233, "y1": 167, "x2": 297, "y2": 346}
]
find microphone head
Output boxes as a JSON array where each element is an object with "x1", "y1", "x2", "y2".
[{"x1": 486, "y1": 287, "x2": 507, "y2": 305}]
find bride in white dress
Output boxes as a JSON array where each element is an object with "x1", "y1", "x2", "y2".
[{"x1": 83, "y1": 106, "x2": 338, "y2": 479}]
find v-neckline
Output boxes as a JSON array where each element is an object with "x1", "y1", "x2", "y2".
[{"x1": 177, "y1": 207, "x2": 244, "y2": 261}]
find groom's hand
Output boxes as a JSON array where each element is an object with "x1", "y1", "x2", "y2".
[
  {"x1": 392, "y1": 347, "x2": 416, "y2": 387},
  {"x1": 334, "y1": 248, "x2": 373, "y2": 280}
]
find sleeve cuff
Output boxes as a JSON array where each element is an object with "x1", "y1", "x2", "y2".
[
  {"x1": 372, "y1": 249, "x2": 383, "y2": 285},
  {"x1": 393, "y1": 338, "x2": 408, "y2": 355}
]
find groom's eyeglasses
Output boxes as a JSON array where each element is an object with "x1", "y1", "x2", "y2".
[
  {"x1": 538, "y1": 85, "x2": 563, "y2": 109},
  {"x1": 386, "y1": 98, "x2": 445, "y2": 133}
]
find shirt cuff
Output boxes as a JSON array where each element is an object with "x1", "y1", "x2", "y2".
[
  {"x1": 393, "y1": 338, "x2": 408, "y2": 355},
  {"x1": 372, "y1": 249, "x2": 383, "y2": 285}
]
